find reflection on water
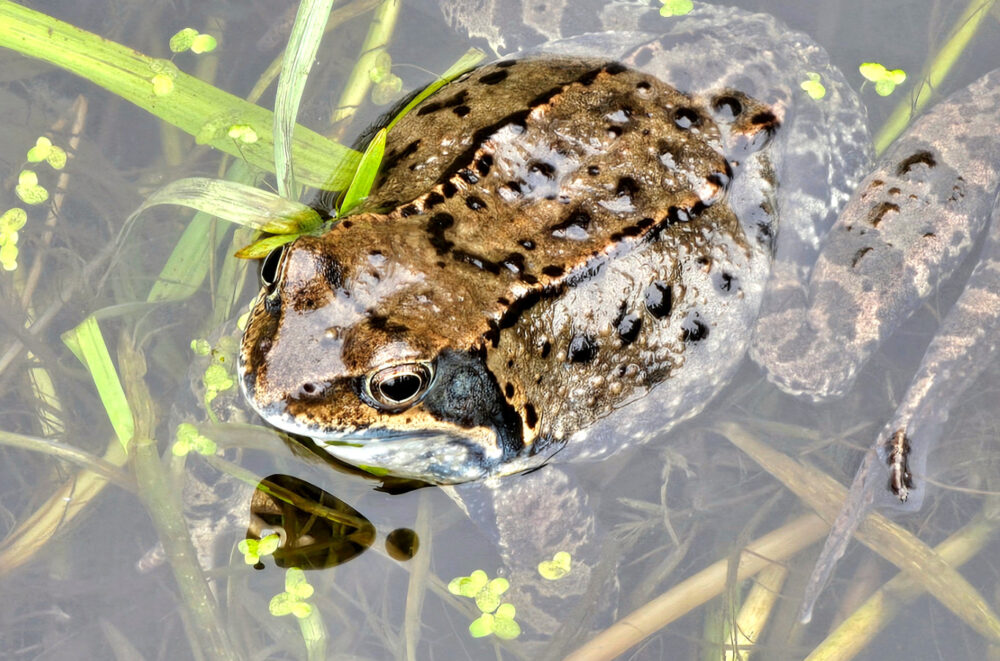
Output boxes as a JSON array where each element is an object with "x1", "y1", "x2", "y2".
[{"x1": 0, "y1": 0, "x2": 997, "y2": 659}]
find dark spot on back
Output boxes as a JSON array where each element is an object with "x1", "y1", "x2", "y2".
[
  {"x1": 340, "y1": 220, "x2": 353, "y2": 229},
  {"x1": 567, "y1": 335, "x2": 598, "y2": 363},
  {"x1": 427, "y1": 213, "x2": 454, "y2": 254},
  {"x1": 479, "y1": 69, "x2": 509, "y2": 85},
  {"x1": 851, "y1": 246, "x2": 873, "y2": 267},
  {"x1": 587, "y1": 165, "x2": 600, "y2": 176},
  {"x1": 519, "y1": 238, "x2": 536, "y2": 250},
  {"x1": 712, "y1": 95, "x2": 743, "y2": 120},
  {"x1": 466, "y1": 196, "x2": 487, "y2": 210},
  {"x1": 529, "y1": 160, "x2": 556, "y2": 178},
  {"x1": 607, "y1": 125, "x2": 623, "y2": 138},
  {"x1": 616, "y1": 176, "x2": 639, "y2": 198},
  {"x1": 524, "y1": 403, "x2": 538, "y2": 428},
  {"x1": 604, "y1": 62, "x2": 627, "y2": 75},
  {"x1": 643, "y1": 281, "x2": 672, "y2": 319},
  {"x1": 613, "y1": 305, "x2": 641, "y2": 345},
  {"x1": 896, "y1": 150, "x2": 936, "y2": 175},
  {"x1": 504, "y1": 383, "x2": 514, "y2": 399},
  {"x1": 496, "y1": 60, "x2": 516, "y2": 68},
  {"x1": 681, "y1": 316, "x2": 709, "y2": 342},
  {"x1": 424, "y1": 191, "x2": 445, "y2": 208},
  {"x1": 542, "y1": 265, "x2": 564, "y2": 277},
  {"x1": 458, "y1": 169, "x2": 479, "y2": 185},
  {"x1": 540, "y1": 340, "x2": 551, "y2": 358},
  {"x1": 673, "y1": 107, "x2": 701, "y2": 130},
  {"x1": 441, "y1": 181, "x2": 457, "y2": 198},
  {"x1": 476, "y1": 153, "x2": 494, "y2": 177},
  {"x1": 501, "y1": 252, "x2": 526, "y2": 274},
  {"x1": 400, "y1": 204, "x2": 419, "y2": 217},
  {"x1": 868, "y1": 201, "x2": 900, "y2": 227},
  {"x1": 452, "y1": 104, "x2": 471, "y2": 117}
]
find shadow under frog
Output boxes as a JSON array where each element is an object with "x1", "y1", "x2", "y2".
[{"x1": 239, "y1": 1, "x2": 1000, "y2": 641}]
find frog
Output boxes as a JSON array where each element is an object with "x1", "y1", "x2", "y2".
[{"x1": 238, "y1": 0, "x2": 1000, "y2": 639}]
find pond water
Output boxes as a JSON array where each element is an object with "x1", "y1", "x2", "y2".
[{"x1": 0, "y1": 0, "x2": 998, "y2": 659}]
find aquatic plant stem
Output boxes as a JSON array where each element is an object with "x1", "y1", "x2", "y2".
[
  {"x1": 120, "y1": 336, "x2": 239, "y2": 661},
  {"x1": 329, "y1": 0, "x2": 402, "y2": 131},
  {"x1": 564, "y1": 513, "x2": 829, "y2": 661},
  {"x1": 805, "y1": 509, "x2": 998, "y2": 661},
  {"x1": 873, "y1": 0, "x2": 996, "y2": 154},
  {"x1": 717, "y1": 422, "x2": 1000, "y2": 644}
]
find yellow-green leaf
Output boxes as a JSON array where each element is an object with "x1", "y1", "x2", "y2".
[{"x1": 339, "y1": 128, "x2": 386, "y2": 215}]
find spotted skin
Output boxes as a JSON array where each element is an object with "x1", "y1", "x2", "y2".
[{"x1": 237, "y1": 2, "x2": 1000, "y2": 634}]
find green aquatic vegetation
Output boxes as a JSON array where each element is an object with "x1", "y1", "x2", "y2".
[
  {"x1": 269, "y1": 567, "x2": 316, "y2": 618},
  {"x1": 448, "y1": 570, "x2": 521, "y2": 640},
  {"x1": 237, "y1": 533, "x2": 280, "y2": 565},
  {"x1": 368, "y1": 51, "x2": 403, "y2": 106},
  {"x1": 800, "y1": 72, "x2": 826, "y2": 100},
  {"x1": 171, "y1": 423, "x2": 217, "y2": 457},
  {"x1": 660, "y1": 0, "x2": 694, "y2": 17},
  {"x1": 26, "y1": 136, "x2": 67, "y2": 169},
  {"x1": 470, "y1": 603, "x2": 521, "y2": 640},
  {"x1": 62, "y1": 316, "x2": 134, "y2": 451},
  {"x1": 0, "y1": 208, "x2": 26, "y2": 271},
  {"x1": 340, "y1": 128, "x2": 387, "y2": 215},
  {"x1": 859, "y1": 62, "x2": 907, "y2": 96},
  {"x1": 15, "y1": 170, "x2": 48, "y2": 205},
  {"x1": 537, "y1": 550, "x2": 572, "y2": 580},
  {"x1": 191, "y1": 336, "x2": 238, "y2": 418},
  {"x1": 227, "y1": 124, "x2": 259, "y2": 144},
  {"x1": 169, "y1": 28, "x2": 218, "y2": 55}
]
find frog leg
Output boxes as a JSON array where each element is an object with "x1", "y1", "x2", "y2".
[
  {"x1": 753, "y1": 69, "x2": 1000, "y2": 398},
  {"x1": 799, "y1": 195, "x2": 1000, "y2": 621},
  {"x1": 446, "y1": 464, "x2": 617, "y2": 639}
]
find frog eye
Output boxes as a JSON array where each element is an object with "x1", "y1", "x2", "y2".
[
  {"x1": 260, "y1": 245, "x2": 286, "y2": 290},
  {"x1": 365, "y1": 362, "x2": 434, "y2": 411}
]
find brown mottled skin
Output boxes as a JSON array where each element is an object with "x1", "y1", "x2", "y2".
[
  {"x1": 242, "y1": 58, "x2": 781, "y2": 482},
  {"x1": 232, "y1": 1, "x2": 1000, "y2": 637}
]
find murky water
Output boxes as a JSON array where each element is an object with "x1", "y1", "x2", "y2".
[{"x1": 0, "y1": 0, "x2": 998, "y2": 659}]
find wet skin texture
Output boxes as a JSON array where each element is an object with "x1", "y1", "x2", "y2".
[
  {"x1": 241, "y1": 5, "x2": 1000, "y2": 510},
  {"x1": 236, "y1": 2, "x2": 1000, "y2": 636}
]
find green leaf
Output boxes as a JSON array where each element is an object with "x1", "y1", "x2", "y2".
[
  {"x1": 339, "y1": 128, "x2": 386, "y2": 215},
  {"x1": 62, "y1": 316, "x2": 134, "y2": 450},
  {"x1": 492, "y1": 604, "x2": 521, "y2": 640},
  {"x1": 169, "y1": 28, "x2": 197, "y2": 53},
  {"x1": 800, "y1": 72, "x2": 826, "y2": 100},
  {"x1": 0, "y1": 241, "x2": 18, "y2": 271},
  {"x1": 258, "y1": 533, "x2": 281, "y2": 556},
  {"x1": 130, "y1": 177, "x2": 322, "y2": 234},
  {"x1": 227, "y1": 124, "x2": 258, "y2": 143},
  {"x1": 234, "y1": 233, "x2": 298, "y2": 260},
  {"x1": 371, "y1": 74, "x2": 403, "y2": 105},
  {"x1": 285, "y1": 567, "x2": 314, "y2": 598},
  {"x1": 1, "y1": 208, "x2": 27, "y2": 232},
  {"x1": 190, "y1": 338, "x2": 212, "y2": 356},
  {"x1": 151, "y1": 73, "x2": 174, "y2": 96},
  {"x1": 46, "y1": 145, "x2": 67, "y2": 169},
  {"x1": 273, "y1": 0, "x2": 337, "y2": 197},
  {"x1": 660, "y1": 0, "x2": 694, "y2": 17},
  {"x1": 26, "y1": 136, "x2": 52, "y2": 162},
  {"x1": 859, "y1": 62, "x2": 888, "y2": 82},
  {"x1": 190, "y1": 33, "x2": 217, "y2": 54},
  {"x1": 538, "y1": 550, "x2": 572, "y2": 580},
  {"x1": 15, "y1": 170, "x2": 48, "y2": 204},
  {"x1": 368, "y1": 51, "x2": 392, "y2": 84},
  {"x1": 475, "y1": 587, "x2": 500, "y2": 614},
  {"x1": 269, "y1": 592, "x2": 295, "y2": 616},
  {"x1": 468, "y1": 613, "x2": 494, "y2": 638}
]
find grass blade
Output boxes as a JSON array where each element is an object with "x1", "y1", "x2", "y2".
[
  {"x1": 274, "y1": 0, "x2": 338, "y2": 197},
  {"x1": 340, "y1": 127, "x2": 386, "y2": 214},
  {"x1": 62, "y1": 316, "x2": 133, "y2": 450}
]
